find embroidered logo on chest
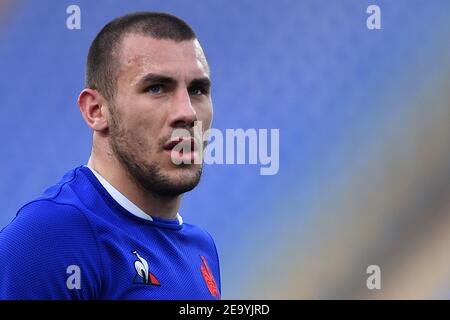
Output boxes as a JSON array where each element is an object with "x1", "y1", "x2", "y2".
[
  {"x1": 199, "y1": 255, "x2": 220, "y2": 299},
  {"x1": 132, "y1": 250, "x2": 160, "y2": 286}
]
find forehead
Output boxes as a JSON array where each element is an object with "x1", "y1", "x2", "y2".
[{"x1": 117, "y1": 34, "x2": 209, "y2": 83}]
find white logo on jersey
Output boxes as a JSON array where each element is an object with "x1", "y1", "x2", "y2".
[{"x1": 132, "y1": 250, "x2": 160, "y2": 286}]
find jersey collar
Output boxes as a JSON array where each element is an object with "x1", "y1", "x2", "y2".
[{"x1": 85, "y1": 165, "x2": 183, "y2": 226}]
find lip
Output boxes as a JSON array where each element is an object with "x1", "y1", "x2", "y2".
[
  {"x1": 163, "y1": 137, "x2": 197, "y2": 152},
  {"x1": 163, "y1": 137, "x2": 200, "y2": 164}
]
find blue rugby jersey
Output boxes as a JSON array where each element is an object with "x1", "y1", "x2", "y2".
[{"x1": 0, "y1": 166, "x2": 221, "y2": 300}]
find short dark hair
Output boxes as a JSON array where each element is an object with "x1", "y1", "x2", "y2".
[{"x1": 86, "y1": 12, "x2": 197, "y2": 101}]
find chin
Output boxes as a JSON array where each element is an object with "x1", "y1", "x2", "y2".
[
  {"x1": 165, "y1": 167, "x2": 202, "y2": 191},
  {"x1": 152, "y1": 177, "x2": 200, "y2": 197},
  {"x1": 134, "y1": 163, "x2": 203, "y2": 198}
]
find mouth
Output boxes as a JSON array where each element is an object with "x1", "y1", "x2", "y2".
[
  {"x1": 163, "y1": 137, "x2": 199, "y2": 164},
  {"x1": 164, "y1": 137, "x2": 195, "y2": 151}
]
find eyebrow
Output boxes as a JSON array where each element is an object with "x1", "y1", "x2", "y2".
[
  {"x1": 189, "y1": 77, "x2": 211, "y2": 90},
  {"x1": 138, "y1": 73, "x2": 211, "y2": 89}
]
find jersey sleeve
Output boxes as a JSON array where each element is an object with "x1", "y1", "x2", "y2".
[{"x1": 0, "y1": 200, "x2": 104, "y2": 299}]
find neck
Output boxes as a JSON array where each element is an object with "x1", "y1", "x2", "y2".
[{"x1": 87, "y1": 150, "x2": 182, "y2": 220}]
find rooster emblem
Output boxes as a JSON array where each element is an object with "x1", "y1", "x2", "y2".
[{"x1": 132, "y1": 250, "x2": 160, "y2": 286}]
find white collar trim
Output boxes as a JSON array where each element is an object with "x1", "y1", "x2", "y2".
[{"x1": 85, "y1": 165, "x2": 183, "y2": 225}]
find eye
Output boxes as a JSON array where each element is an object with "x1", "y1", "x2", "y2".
[
  {"x1": 189, "y1": 87, "x2": 206, "y2": 96},
  {"x1": 147, "y1": 85, "x2": 163, "y2": 94}
]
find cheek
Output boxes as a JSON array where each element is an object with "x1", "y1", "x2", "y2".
[
  {"x1": 196, "y1": 102, "x2": 213, "y2": 129},
  {"x1": 119, "y1": 115, "x2": 159, "y2": 147},
  {"x1": 134, "y1": 118, "x2": 160, "y2": 142},
  {"x1": 117, "y1": 100, "x2": 160, "y2": 132},
  {"x1": 112, "y1": 95, "x2": 167, "y2": 153}
]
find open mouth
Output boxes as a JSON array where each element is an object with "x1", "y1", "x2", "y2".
[
  {"x1": 163, "y1": 137, "x2": 199, "y2": 164},
  {"x1": 163, "y1": 137, "x2": 196, "y2": 153}
]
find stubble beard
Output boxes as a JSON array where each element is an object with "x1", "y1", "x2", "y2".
[{"x1": 108, "y1": 108, "x2": 203, "y2": 198}]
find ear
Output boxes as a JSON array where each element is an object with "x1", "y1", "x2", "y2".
[{"x1": 77, "y1": 88, "x2": 110, "y2": 131}]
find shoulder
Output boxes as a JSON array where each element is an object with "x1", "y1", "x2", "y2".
[
  {"x1": 4, "y1": 199, "x2": 93, "y2": 237},
  {"x1": 5, "y1": 166, "x2": 96, "y2": 239},
  {"x1": 182, "y1": 223, "x2": 221, "y2": 293},
  {"x1": 181, "y1": 222, "x2": 220, "y2": 266},
  {"x1": 0, "y1": 199, "x2": 100, "y2": 266},
  {"x1": 0, "y1": 200, "x2": 103, "y2": 299},
  {"x1": 182, "y1": 222, "x2": 217, "y2": 245}
]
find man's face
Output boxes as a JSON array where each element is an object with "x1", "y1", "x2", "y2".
[{"x1": 108, "y1": 34, "x2": 212, "y2": 197}]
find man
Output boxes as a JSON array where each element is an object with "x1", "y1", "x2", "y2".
[{"x1": 0, "y1": 12, "x2": 220, "y2": 300}]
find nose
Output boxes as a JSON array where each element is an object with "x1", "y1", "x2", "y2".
[{"x1": 168, "y1": 87, "x2": 197, "y2": 129}]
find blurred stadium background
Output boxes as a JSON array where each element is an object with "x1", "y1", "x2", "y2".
[{"x1": 0, "y1": 0, "x2": 449, "y2": 299}]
